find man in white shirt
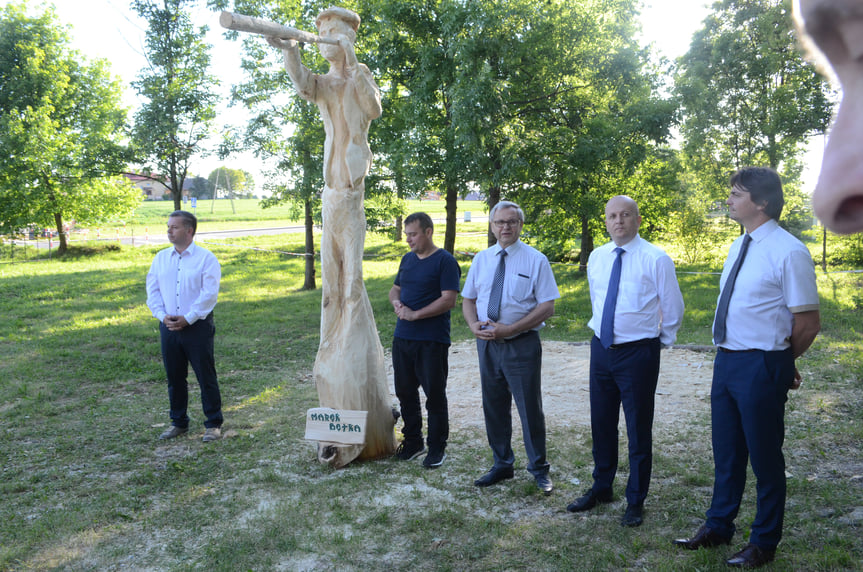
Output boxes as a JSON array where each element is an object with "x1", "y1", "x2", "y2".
[
  {"x1": 675, "y1": 167, "x2": 820, "y2": 568},
  {"x1": 146, "y1": 211, "x2": 223, "y2": 442},
  {"x1": 462, "y1": 201, "x2": 560, "y2": 495},
  {"x1": 568, "y1": 196, "x2": 684, "y2": 527}
]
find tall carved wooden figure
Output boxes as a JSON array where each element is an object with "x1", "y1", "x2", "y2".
[{"x1": 267, "y1": 7, "x2": 395, "y2": 467}]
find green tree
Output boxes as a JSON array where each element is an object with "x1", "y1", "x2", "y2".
[
  {"x1": 186, "y1": 175, "x2": 215, "y2": 199},
  {"x1": 675, "y1": 0, "x2": 834, "y2": 194},
  {"x1": 504, "y1": 0, "x2": 676, "y2": 266},
  {"x1": 217, "y1": 0, "x2": 325, "y2": 290},
  {"x1": 132, "y1": 0, "x2": 219, "y2": 211},
  {"x1": 362, "y1": 0, "x2": 675, "y2": 262},
  {"x1": 0, "y1": 2, "x2": 138, "y2": 253},
  {"x1": 360, "y1": 0, "x2": 468, "y2": 253},
  {"x1": 207, "y1": 166, "x2": 252, "y2": 198}
]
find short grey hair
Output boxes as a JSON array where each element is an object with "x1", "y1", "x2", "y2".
[{"x1": 490, "y1": 201, "x2": 525, "y2": 223}]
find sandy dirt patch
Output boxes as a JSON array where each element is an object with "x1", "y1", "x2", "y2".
[{"x1": 386, "y1": 340, "x2": 716, "y2": 432}]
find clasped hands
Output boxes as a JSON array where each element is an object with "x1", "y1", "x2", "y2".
[
  {"x1": 163, "y1": 315, "x2": 189, "y2": 331},
  {"x1": 391, "y1": 300, "x2": 417, "y2": 321},
  {"x1": 470, "y1": 320, "x2": 517, "y2": 341}
]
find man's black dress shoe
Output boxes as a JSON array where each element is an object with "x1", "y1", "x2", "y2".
[
  {"x1": 566, "y1": 488, "x2": 613, "y2": 512},
  {"x1": 620, "y1": 503, "x2": 643, "y2": 527},
  {"x1": 535, "y1": 474, "x2": 553, "y2": 495},
  {"x1": 673, "y1": 524, "x2": 732, "y2": 550},
  {"x1": 474, "y1": 466, "x2": 514, "y2": 487},
  {"x1": 726, "y1": 544, "x2": 776, "y2": 568}
]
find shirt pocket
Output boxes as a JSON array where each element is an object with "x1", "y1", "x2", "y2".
[{"x1": 511, "y1": 273, "x2": 534, "y2": 303}]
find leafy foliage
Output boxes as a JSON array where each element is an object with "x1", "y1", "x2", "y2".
[
  {"x1": 132, "y1": 0, "x2": 220, "y2": 211},
  {"x1": 0, "y1": 2, "x2": 138, "y2": 252},
  {"x1": 675, "y1": 0, "x2": 834, "y2": 186},
  {"x1": 208, "y1": 166, "x2": 255, "y2": 198}
]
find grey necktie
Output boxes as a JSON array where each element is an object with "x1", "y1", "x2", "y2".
[
  {"x1": 713, "y1": 234, "x2": 753, "y2": 344},
  {"x1": 487, "y1": 250, "x2": 507, "y2": 322}
]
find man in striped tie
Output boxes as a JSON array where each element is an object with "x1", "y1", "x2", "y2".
[
  {"x1": 462, "y1": 201, "x2": 560, "y2": 494},
  {"x1": 568, "y1": 195, "x2": 684, "y2": 527}
]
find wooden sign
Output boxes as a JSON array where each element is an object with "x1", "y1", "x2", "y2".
[{"x1": 304, "y1": 408, "x2": 367, "y2": 445}]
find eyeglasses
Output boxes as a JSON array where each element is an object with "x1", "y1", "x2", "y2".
[{"x1": 493, "y1": 219, "x2": 521, "y2": 228}]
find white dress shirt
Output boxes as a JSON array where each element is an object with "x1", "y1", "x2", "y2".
[
  {"x1": 462, "y1": 240, "x2": 560, "y2": 330},
  {"x1": 146, "y1": 242, "x2": 221, "y2": 325},
  {"x1": 587, "y1": 235, "x2": 684, "y2": 346},
  {"x1": 713, "y1": 219, "x2": 819, "y2": 351}
]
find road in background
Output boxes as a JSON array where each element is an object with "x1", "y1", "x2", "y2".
[{"x1": 17, "y1": 214, "x2": 489, "y2": 249}]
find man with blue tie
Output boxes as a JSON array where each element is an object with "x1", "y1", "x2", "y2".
[
  {"x1": 567, "y1": 195, "x2": 684, "y2": 526},
  {"x1": 675, "y1": 167, "x2": 820, "y2": 568},
  {"x1": 462, "y1": 201, "x2": 560, "y2": 495}
]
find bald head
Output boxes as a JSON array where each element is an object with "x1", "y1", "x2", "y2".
[{"x1": 605, "y1": 195, "x2": 642, "y2": 246}]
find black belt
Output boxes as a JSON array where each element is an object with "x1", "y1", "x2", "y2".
[
  {"x1": 607, "y1": 337, "x2": 658, "y2": 350},
  {"x1": 494, "y1": 330, "x2": 537, "y2": 344},
  {"x1": 717, "y1": 347, "x2": 759, "y2": 353}
]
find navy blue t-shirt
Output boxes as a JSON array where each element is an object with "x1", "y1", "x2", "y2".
[{"x1": 393, "y1": 248, "x2": 462, "y2": 344}]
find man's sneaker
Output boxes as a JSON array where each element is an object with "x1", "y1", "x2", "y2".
[
  {"x1": 202, "y1": 427, "x2": 221, "y2": 442},
  {"x1": 423, "y1": 449, "x2": 446, "y2": 468},
  {"x1": 159, "y1": 426, "x2": 188, "y2": 440},
  {"x1": 395, "y1": 440, "x2": 426, "y2": 460}
]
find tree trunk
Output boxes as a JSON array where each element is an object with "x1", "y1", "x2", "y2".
[
  {"x1": 487, "y1": 185, "x2": 501, "y2": 247},
  {"x1": 578, "y1": 213, "x2": 593, "y2": 272},
  {"x1": 822, "y1": 225, "x2": 827, "y2": 272},
  {"x1": 443, "y1": 183, "x2": 458, "y2": 254},
  {"x1": 54, "y1": 212, "x2": 68, "y2": 254},
  {"x1": 303, "y1": 198, "x2": 316, "y2": 290},
  {"x1": 313, "y1": 183, "x2": 396, "y2": 468},
  {"x1": 394, "y1": 215, "x2": 403, "y2": 242}
]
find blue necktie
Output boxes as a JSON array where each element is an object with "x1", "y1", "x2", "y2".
[
  {"x1": 600, "y1": 247, "x2": 624, "y2": 349},
  {"x1": 713, "y1": 234, "x2": 752, "y2": 344},
  {"x1": 487, "y1": 250, "x2": 507, "y2": 322}
]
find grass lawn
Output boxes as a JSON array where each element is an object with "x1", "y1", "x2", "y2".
[{"x1": 0, "y1": 226, "x2": 861, "y2": 571}]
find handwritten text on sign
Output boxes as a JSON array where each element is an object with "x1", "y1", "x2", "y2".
[{"x1": 304, "y1": 408, "x2": 367, "y2": 445}]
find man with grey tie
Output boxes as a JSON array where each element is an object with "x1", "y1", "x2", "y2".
[
  {"x1": 675, "y1": 167, "x2": 820, "y2": 569},
  {"x1": 567, "y1": 195, "x2": 684, "y2": 527},
  {"x1": 462, "y1": 201, "x2": 560, "y2": 494}
]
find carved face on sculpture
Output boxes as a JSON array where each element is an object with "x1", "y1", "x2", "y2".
[
  {"x1": 316, "y1": 9, "x2": 358, "y2": 63},
  {"x1": 795, "y1": 0, "x2": 863, "y2": 234}
]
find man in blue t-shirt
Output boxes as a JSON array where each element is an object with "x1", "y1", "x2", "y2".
[{"x1": 389, "y1": 212, "x2": 462, "y2": 468}]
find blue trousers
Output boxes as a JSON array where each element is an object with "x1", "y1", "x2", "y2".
[
  {"x1": 589, "y1": 336, "x2": 661, "y2": 506},
  {"x1": 706, "y1": 348, "x2": 794, "y2": 549},
  {"x1": 159, "y1": 314, "x2": 222, "y2": 429},
  {"x1": 477, "y1": 331, "x2": 549, "y2": 477},
  {"x1": 392, "y1": 337, "x2": 450, "y2": 450}
]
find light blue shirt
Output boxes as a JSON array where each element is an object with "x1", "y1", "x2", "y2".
[
  {"x1": 713, "y1": 219, "x2": 819, "y2": 351},
  {"x1": 146, "y1": 241, "x2": 221, "y2": 325},
  {"x1": 462, "y1": 240, "x2": 560, "y2": 330}
]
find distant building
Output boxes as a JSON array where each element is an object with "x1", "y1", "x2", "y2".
[{"x1": 124, "y1": 173, "x2": 170, "y2": 200}]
